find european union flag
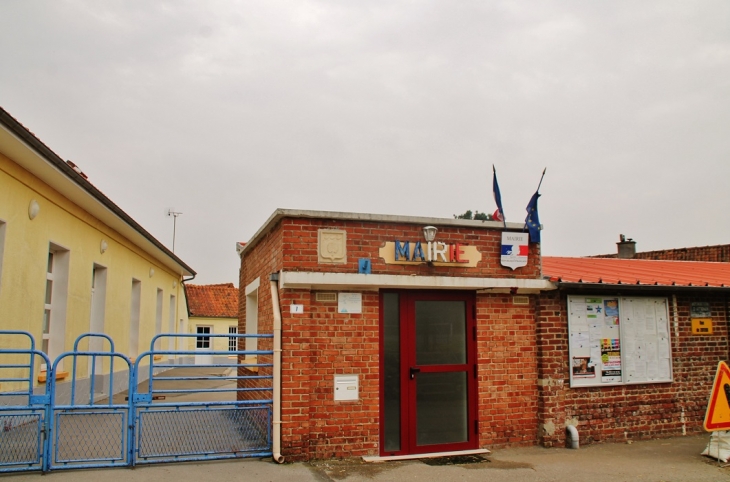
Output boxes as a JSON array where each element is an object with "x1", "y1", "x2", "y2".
[{"x1": 525, "y1": 191, "x2": 541, "y2": 243}]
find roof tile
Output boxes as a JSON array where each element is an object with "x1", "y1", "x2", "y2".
[
  {"x1": 185, "y1": 283, "x2": 238, "y2": 318},
  {"x1": 543, "y1": 257, "x2": 730, "y2": 288}
]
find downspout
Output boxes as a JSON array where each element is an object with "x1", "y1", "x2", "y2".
[
  {"x1": 566, "y1": 424, "x2": 579, "y2": 449},
  {"x1": 270, "y1": 273, "x2": 285, "y2": 463}
]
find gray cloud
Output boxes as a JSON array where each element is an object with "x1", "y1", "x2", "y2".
[{"x1": 2, "y1": 1, "x2": 729, "y2": 283}]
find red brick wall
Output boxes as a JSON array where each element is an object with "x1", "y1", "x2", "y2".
[
  {"x1": 537, "y1": 291, "x2": 729, "y2": 447},
  {"x1": 239, "y1": 215, "x2": 544, "y2": 460},
  {"x1": 477, "y1": 293, "x2": 539, "y2": 447},
  {"x1": 238, "y1": 223, "x2": 283, "y2": 401},
  {"x1": 279, "y1": 290, "x2": 380, "y2": 459},
  {"x1": 596, "y1": 245, "x2": 730, "y2": 262},
  {"x1": 278, "y1": 217, "x2": 542, "y2": 279}
]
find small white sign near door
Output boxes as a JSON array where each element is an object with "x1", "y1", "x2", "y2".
[{"x1": 338, "y1": 293, "x2": 362, "y2": 314}]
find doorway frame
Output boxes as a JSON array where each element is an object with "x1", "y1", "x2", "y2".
[{"x1": 378, "y1": 290, "x2": 478, "y2": 456}]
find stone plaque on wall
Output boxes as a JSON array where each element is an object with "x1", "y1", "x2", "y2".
[{"x1": 318, "y1": 229, "x2": 347, "y2": 264}]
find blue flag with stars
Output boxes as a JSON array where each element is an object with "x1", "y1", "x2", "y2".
[{"x1": 525, "y1": 191, "x2": 541, "y2": 243}]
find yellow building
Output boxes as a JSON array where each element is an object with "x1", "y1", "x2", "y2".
[
  {"x1": 0, "y1": 107, "x2": 195, "y2": 395},
  {"x1": 185, "y1": 283, "x2": 238, "y2": 364}
]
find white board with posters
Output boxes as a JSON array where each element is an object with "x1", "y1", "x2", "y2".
[{"x1": 568, "y1": 296, "x2": 672, "y2": 388}]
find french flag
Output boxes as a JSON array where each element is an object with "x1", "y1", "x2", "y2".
[{"x1": 501, "y1": 244, "x2": 528, "y2": 256}]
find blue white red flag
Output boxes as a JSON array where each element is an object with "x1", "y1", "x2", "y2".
[{"x1": 492, "y1": 165, "x2": 506, "y2": 227}]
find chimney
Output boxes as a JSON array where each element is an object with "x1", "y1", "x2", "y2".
[{"x1": 617, "y1": 234, "x2": 636, "y2": 259}]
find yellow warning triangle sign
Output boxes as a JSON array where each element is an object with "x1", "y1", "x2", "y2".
[{"x1": 704, "y1": 361, "x2": 730, "y2": 431}]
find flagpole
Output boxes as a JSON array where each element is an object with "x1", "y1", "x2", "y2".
[{"x1": 535, "y1": 167, "x2": 546, "y2": 192}]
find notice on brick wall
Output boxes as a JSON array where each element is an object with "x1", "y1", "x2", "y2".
[
  {"x1": 568, "y1": 296, "x2": 672, "y2": 387},
  {"x1": 338, "y1": 293, "x2": 362, "y2": 314}
]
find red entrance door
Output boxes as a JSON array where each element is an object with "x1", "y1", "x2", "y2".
[{"x1": 380, "y1": 291, "x2": 477, "y2": 456}]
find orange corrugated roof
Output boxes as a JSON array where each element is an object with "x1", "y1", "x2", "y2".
[
  {"x1": 185, "y1": 283, "x2": 238, "y2": 318},
  {"x1": 543, "y1": 257, "x2": 730, "y2": 288}
]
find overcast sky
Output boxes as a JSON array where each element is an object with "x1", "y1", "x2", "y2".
[{"x1": 2, "y1": 1, "x2": 729, "y2": 285}]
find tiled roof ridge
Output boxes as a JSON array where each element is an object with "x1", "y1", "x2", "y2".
[
  {"x1": 185, "y1": 282, "x2": 238, "y2": 318},
  {"x1": 187, "y1": 282, "x2": 235, "y2": 288},
  {"x1": 545, "y1": 256, "x2": 729, "y2": 265}
]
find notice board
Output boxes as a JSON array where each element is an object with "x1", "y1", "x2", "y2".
[{"x1": 568, "y1": 296, "x2": 672, "y2": 387}]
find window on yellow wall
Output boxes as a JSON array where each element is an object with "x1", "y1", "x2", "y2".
[
  {"x1": 155, "y1": 288, "x2": 163, "y2": 350},
  {"x1": 88, "y1": 264, "x2": 107, "y2": 375},
  {"x1": 43, "y1": 243, "x2": 69, "y2": 370},
  {"x1": 0, "y1": 220, "x2": 6, "y2": 294},
  {"x1": 228, "y1": 326, "x2": 237, "y2": 352},
  {"x1": 129, "y1": 279, "x2": 141, "y2": 360},
  {"x1": 168, "y1": 295, "x2": 176, "y2": 356}
]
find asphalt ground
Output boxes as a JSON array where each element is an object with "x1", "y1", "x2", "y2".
[
  {"x1": 5, "y1": 367, "x2": 729, "y2": 481},
  {"x1": 3, "y1": 434, "x2": 730, "y2": 482}
]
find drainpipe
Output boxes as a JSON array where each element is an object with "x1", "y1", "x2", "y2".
[
  {"x1": 270, "y1": 273, "x2": 285, "y2": 463},
  {"x1": 566, "y1": 424, "x2": 580, "y2": 449}
]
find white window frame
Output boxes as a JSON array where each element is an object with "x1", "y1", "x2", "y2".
[
  {"x1": 88, "y1": 263, "x2": 108, "y2": 374},
  {"x1": 43, "y1": 243, "x2": 70, "y2": 370},
  {"x1": 245, "y1": 278, "x2": 260, "y2": 353},
  {"x1": 168, "y1": 294, "x2": 176, "y2": 357},
  {"x1": 155, "y1": 288, "x2": 163, "y2": 350},
  {"x1": 129, "y1": 279, "x2": 142, "y2": 359},
  {"x1": 0, "y1": 220, "x2": 6, "y2": 295},
  {"x1": 228, "y1": 326, "x2": 238, "y2": 352},
  {"x1": 196, "y1": 326, "x2": 212, "y2": 349}
]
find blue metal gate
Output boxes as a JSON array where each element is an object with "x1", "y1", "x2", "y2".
[
  {"x1": 131, "y1": 333, "x2": 273, "y2": 464},
  {"x1": 0, "y1": 331, "x2": 274, "y2": 473},
  {"x1": 48, "y1": 334, "x2": 134, "y2": 470},
  {"x1": 0, "y1": 331, "x2": 51, "y2": 473}
]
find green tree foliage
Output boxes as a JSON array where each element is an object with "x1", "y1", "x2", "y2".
[{"x1": 454, "y1": 210, "x2": 491, "y2": 221}]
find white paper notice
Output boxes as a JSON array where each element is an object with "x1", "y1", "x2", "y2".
[{"x1": 338, "y1": 293, "x2": 362, "y2": 314}]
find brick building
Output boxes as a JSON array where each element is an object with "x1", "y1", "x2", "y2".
[
  {"x1": 540, "y1": 256, "x2": 730, "y2": 447},
  {"x1": 237, "y1": 209, "x2": 730, "y2": 461}
]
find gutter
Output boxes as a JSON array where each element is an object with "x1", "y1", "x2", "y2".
[
  {"x1": 269, "y1": 273, "x2": 284, "y2": 463},
  {"x1": 551, "y1": 282, "x2": 730, "y2": 294}
]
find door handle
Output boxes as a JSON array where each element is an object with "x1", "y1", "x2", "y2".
[{"x1": 409, "y1": 367, "x2": 421, "y2": 380}]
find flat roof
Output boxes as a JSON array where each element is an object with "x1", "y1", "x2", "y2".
[{"x1": 239, "y1": 208, "x2": 531, "y2": 257}]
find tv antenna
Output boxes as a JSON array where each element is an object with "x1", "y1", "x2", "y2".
[{"x1": 166, "y1": 208, "x2": 183, "y2": 253}]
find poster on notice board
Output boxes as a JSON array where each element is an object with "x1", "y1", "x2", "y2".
[{"x1": 568, "y1": 296, "x2": 672, "y2": 387}]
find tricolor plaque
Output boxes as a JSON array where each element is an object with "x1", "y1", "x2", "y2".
[{"x1": 501, "y1": 232, "x2": 528, "y2": 270}]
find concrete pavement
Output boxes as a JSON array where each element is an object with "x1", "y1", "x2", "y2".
[{"x1": 5, "y1": 434, "x2": 730, "y2": 482}]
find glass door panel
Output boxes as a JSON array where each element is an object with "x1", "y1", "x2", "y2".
[
  {"x1": 416, "y1": 371, "x2": 468, "y2": 445},
  {"x1": 415, "y1": 301, "x2": 466, "y2": 365}
]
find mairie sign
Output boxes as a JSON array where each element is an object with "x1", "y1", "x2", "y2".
[
  {"x1": 704, "y1": 361, "x2": 730, "y2": 431},
  {"x1": 379, "y1": 240, "x2": 481, "y2": 267}
]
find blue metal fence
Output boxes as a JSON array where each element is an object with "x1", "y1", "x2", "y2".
[
  {"x1": 0, "y1": 331, "x2": 274, "y2": 473},
  {"x1": 0, "y1": 331, "x2": 51, "y2": 473},
  {"x1": 132, "y1": 333, "x2": 274, "y2": 465},
  {"x1": 48, "y1": 334, "x2": 134, "y2": 471}
]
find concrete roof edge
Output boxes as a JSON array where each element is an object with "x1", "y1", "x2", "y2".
[{"x1": 239, "y1": 208, "x2": 529, "y2": 257}]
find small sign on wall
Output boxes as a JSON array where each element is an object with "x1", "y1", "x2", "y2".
[
  {"x1": 338, "y1": 293, "x2": 362, "y2": 314},
  {"x1": 290, "y1": 304, "x2": 304, "y2": 314},
  {"x1": 692, "y1": 318, "x2": 713, "y2": 335}
]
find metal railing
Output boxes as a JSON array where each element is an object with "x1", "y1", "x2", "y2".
[{"x1": 0, "y1": 331, "x2": 274, "y2": 473}]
